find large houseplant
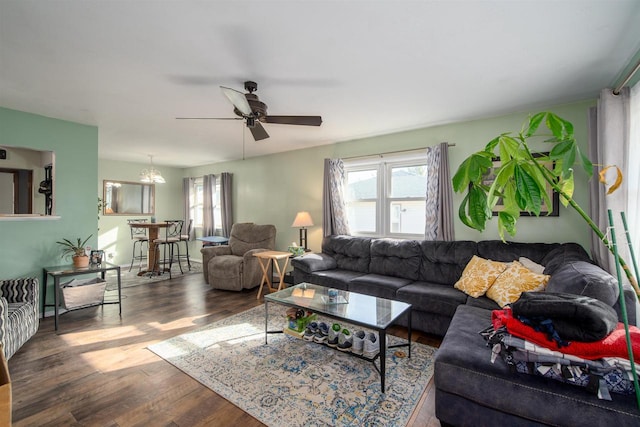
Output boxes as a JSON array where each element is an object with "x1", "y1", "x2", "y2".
[
  {"x1": 452, "y1": 111, "x2": 639, "y2": 296},
  {"x1": 56, "y1": 235, "x2": 92, "y2": 268}
]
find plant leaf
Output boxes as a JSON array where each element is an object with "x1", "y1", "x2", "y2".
[
  {"x1": 546, "y1": 113, "x2": 564, "y2": 140},
  {"x1": 559, "y1": 169, "x2": 574, "y2": 206},
  {"x1": 577, "y1": 146, "x2": 593, "y2": 177},
  {"x1": 452, "y1": 152, "x2": 493, "y2": 192},
  {"x1": 599, "y1": 165, "x2": 623, "y2": 195},
  {"x1": 524, "y1": 112, "x2": 546, "y2": 137},
  {"x1": 521, "y1": 162, "x2": 553, "y2": 211},
  {"x1": 514, "y1": 165, "x2": 542, "y2": 215},
  {"x1": 498, "y1": 136, "x2": 520, "y2": 162},
  {"x1": 468, "y1": 185, "x2": 489, "y2": 230},
  {"x1": 498, "y1": 211, "x2": 517, "y2": 240}
]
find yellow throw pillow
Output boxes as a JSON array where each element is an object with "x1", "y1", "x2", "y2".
[
  {"x1": 486, "y1": 261, "x2": 551, "y2": 307},
  {"x1": 454, "y1": 255, "x2": 508, "y2": 298}
]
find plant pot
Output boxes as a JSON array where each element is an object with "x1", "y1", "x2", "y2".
[{"x1": 72, "y1": 255, "x2": 90, "y2": 268}]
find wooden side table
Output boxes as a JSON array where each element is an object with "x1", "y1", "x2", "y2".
[{"x1": 253, "y1": 250, "x2": 292, "y2": 299}]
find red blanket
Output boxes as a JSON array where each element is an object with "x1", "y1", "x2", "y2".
[{"x1": 492, "y1": 308, "x2": 640, "y2": 361}]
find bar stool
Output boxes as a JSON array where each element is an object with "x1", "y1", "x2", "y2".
[
  {"x1": 178, "y1": 219, "x2": 193, "y2": 270},
  {"x1": 127, "y1": 218, "x2": 148, "y2": 272},
  {"x1": 154, "y1": 220, "x2": 184, "y2": 278}
]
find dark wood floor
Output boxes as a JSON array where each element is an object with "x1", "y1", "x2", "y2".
[{"x1": 8, "y1": 270, "x2": 443, "y2": 426}]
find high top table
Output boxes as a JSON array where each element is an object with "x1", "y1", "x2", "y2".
[
  {"x1": 128, "y1": 221, "x2": 170, "y2": 275},
  {"x1": 264, "y1": 282, "x2": 412, "y2": 393}
]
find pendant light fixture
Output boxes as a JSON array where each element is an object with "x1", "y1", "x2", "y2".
[{"x1": 139, "y1": 155, "x2": 165, "y2": 183}]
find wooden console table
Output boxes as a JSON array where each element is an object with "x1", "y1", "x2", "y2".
[{"x1": 42, "y1": 262, "x2": 122, "y2": 332}]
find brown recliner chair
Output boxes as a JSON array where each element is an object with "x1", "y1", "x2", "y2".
[{"x1": 200, "y1": 223, "x2": 276, "y2": 291}]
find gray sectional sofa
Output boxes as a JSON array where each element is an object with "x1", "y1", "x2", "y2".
[{"x1": 291, "y1": 235, "x2": 640, "y2": 426}]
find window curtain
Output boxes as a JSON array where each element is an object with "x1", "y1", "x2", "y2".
[
  {"x1": 182, "y1": 177, "x2": 195, "y2": 240},
  {"x1": 322, "y1": 158, "x2": 350, "y2": 237},
  {"x1": 588, "y1": 87, "x2": 631, "y2": 274},
  {"x1": 424, "y1": 142, "x2": 455, "y2": 241},
  {"x1": 220, "y1": 172, "x2": 233, "y2": 237},
  {"x1": 203, "y1": 174, "x2": 216, "y2": 237}
]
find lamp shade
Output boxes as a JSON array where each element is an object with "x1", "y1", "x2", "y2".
[{"x1": 292, "y1": 211, "x2": 314, "y2": 228}]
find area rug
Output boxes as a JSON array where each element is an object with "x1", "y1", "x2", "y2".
[
  {"x1": 148, "y1": 304, "x2": 436, "y2": 427},
  {"x1": 105, "y1": 262, "x2": 202, "y2": 290}
]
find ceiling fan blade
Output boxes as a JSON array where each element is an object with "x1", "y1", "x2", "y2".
[
  {"x1": 220, "y1": 86, "x2": 252, "y2": 116},
  {"x1": 176, "y1": 117, "x2": 242, "y2": 120},
  {"x1": 250, "y1": 121, "x2": 270, "y2": 141},
  {"x1": 263, "y1": 115, "x2": 322, "y2": 126}
]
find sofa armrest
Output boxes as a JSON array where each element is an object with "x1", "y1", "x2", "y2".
[
  {"x1": 0, "y1": 278, "x2": 38, "y2": 306},
  {"x1": 243, "y1": 248, "x2": 270, "y2": 264},
  {"x1": 291, "y1": 253, "x2": 337, "y2": 273},
  {"x1": 201, "y1": 246, "x2": 233, "y2": 284}
]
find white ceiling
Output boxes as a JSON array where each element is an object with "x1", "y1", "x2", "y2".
[{"x1": 1, "y1": 1, "x2": 639, "y2": 168}]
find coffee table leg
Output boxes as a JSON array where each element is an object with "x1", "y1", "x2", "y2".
[
  {"x1": 380, "y1": 329, "x2": 386, "y2": 393},
  {"x1": 408, "y1": 307, "x2": 412, "y2": 358},
  {"x1": 264, "y1": 301, "x2": 269, "y2": 344}
]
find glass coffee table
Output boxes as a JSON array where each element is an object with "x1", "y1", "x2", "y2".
[{"x1": 264, "y1": 282, "x2": 412, "y2": 392}]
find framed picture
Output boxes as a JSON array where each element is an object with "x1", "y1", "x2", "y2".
[
  {"x1": 90, "y1": 250, "x2": 104, "y2": 265},
  {"x1": 481, "y1": 153, "x2": 560, "y2": 217}
]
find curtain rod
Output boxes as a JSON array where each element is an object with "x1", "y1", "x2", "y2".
[
  {"x1": 614, "y1": 58, "x2": 640, "y2": 95},
  {"x1": 341, "y1": 143, "x2": 455, "y2": 161}
]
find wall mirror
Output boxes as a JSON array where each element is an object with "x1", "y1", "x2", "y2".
[
  {"x1": 0, "y1": 145, "x2": 55, "y2": 217},
  {"x1": 103, "y1": 180, "x2": 154, "y2": 215}
]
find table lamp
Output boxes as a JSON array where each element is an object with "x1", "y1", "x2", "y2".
[{"x1": 292, "y1": 211, "x2": 314, "y2": 251}]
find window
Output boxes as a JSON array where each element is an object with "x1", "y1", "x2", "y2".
[
  {"x1": 345, "y1": 153, "x2": 427, "y2": 238},
  {"x1": 191, "y1": 177, "x2": 221, "y2": 232}
]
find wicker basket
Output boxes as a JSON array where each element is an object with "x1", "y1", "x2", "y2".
[{"x1": 58, "y1": 277, "x2": 107, "y2": 310}]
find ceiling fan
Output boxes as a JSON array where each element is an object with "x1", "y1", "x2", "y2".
[{"x1": 176, "y1": 81, "x2": 322, "y2": 141}]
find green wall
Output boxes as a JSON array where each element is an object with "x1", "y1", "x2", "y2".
[
  {"x1": 185, "y1": 99, "x2": 596, "y2": 255},
  {"x1": 0, "y1": 108, "x2": 98, "y2": 306}
]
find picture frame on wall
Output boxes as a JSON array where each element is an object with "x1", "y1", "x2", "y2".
[
  {"x1": 481, "y1": 152, "x2": 560, "y2": 217},
  {"x1": 90, "y1": 250, "x2": 104, "y2": 265}
]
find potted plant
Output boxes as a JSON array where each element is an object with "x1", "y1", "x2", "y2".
[
  {"x1": 56, "y1": 235, "x2": 92, "y2": 268},
  {"x1": 452, "y1": 111, "x2": 639, "y2": 296}
]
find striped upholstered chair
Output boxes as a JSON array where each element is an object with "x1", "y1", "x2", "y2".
[{"x1": 0, "y1": 277, "x2": 39, "y2": 360}]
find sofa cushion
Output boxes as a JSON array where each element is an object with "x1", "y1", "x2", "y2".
[
  {"x1": 454, "y1": 255, "x2": 508, "y2": 298},
  {"x1": 419, "y1": 240, "x2": 477, "y2": 284},
  {"x1": 349, "y1": 274, "x2": 412, "y2": 300},
  {"x1": 540, "y1": 243, "x2": 591, "y2": 275},
  {"x1": 546, "y1": 260, "x2": 619, "y2": 306},
  {"x1": 322, "y1": 235, "x2": 372, "y2": 273},
  {"x1": 290, "y1": 253, "x2": 337, "y2": 274},
  {"x1": 485, "y1": 261, "x2": 550, "y2": 307},
  {"x1": 306, "y1": 269, "x2": 365, "y2": 291},
  {"x1": 465, "y1": 295, "x2": 501, "y2": 310},
  {"x1": 518, "y1": 256, "x2": 545, "y2": 274},
  {"x1": 477, "y1": 240, "x2": 559, "y2": 265},
  {"x1": 369, "y1": 238, "x2": 421, "y2": 281},
  {"x1": 396, "y1": 282, "x2": 468, "y2": 317}
]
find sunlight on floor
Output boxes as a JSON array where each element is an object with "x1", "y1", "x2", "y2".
[
  {"x1": 60, "y1": 325, "x2": 146, "y2": 345},
  {"x1": 79, "y1": 339, "x2": 161, "y2": 372},
  {"x1": 178, "y1": 323, "x2": 262, "y2": 346},
  {"x1": 146, "y1": 314, "x2": 210, "y2": 331}
]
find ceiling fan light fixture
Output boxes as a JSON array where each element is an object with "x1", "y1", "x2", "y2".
[
  {"x1": 246, "y1": 116, "x2": 256, "y2": 128},
  {"x1": 139, "y1": 155, "x2": 165, "y2": 184}
]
